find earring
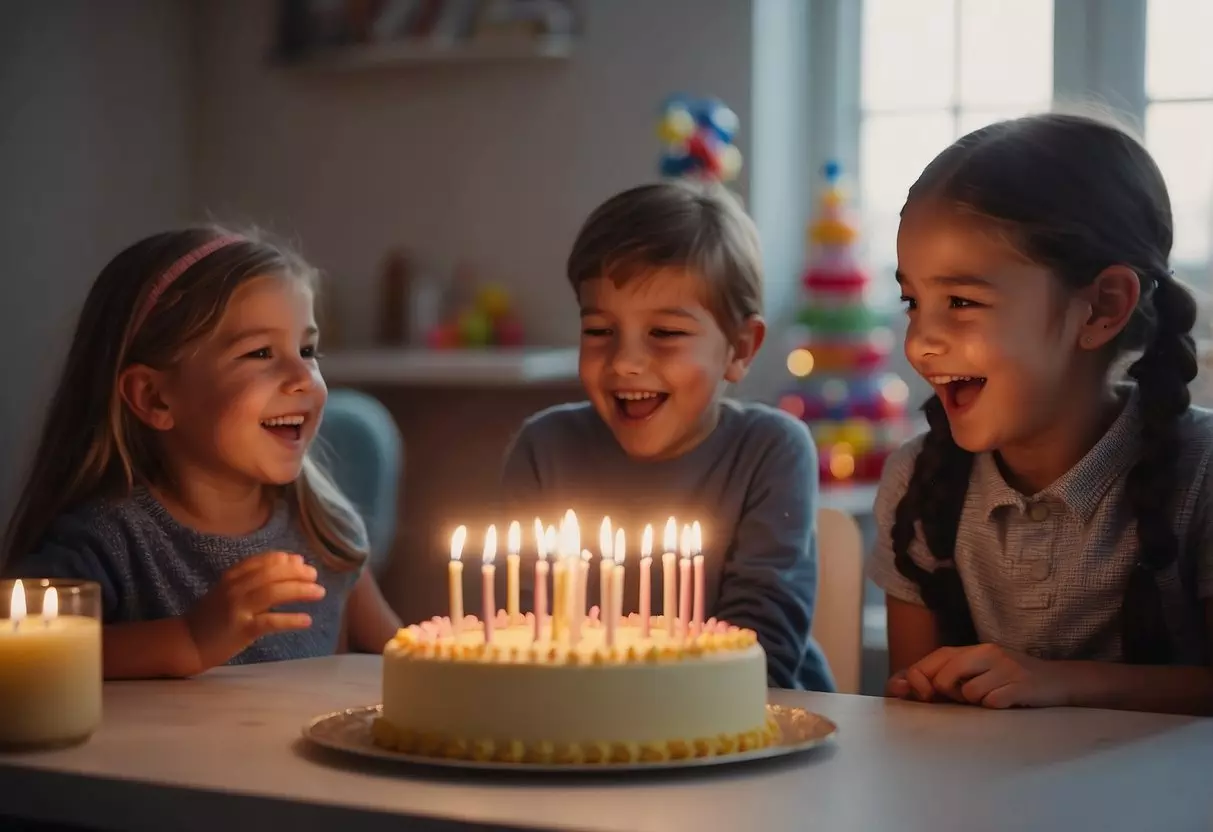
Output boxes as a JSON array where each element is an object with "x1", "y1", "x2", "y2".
[{"x1": 1082, "y1": 335, "x2": 1093, "y2": 347}]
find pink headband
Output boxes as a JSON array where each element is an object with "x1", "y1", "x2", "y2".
[{"x1": 130, "y1": 235, "x2": 245, "y2": 337}]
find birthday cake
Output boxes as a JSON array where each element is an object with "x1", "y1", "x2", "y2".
[
  {"x1": 372, "y1": 613, "x2": 776, "y2": 764},
  {"x1": 372, "y1": 514, "x2": 778, "y2": 765}
]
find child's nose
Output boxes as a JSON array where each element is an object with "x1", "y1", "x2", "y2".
[
  {"x1": 609, "y1": 339, "x2": 649, "y2": 376},
  {"x1": 905, "y1": 313, "x2": 949, "y2": 361},
  {"x1": 281, "y1": 356, "x2": 317, "y2": 392}
]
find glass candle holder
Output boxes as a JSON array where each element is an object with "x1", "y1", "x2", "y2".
[{"x1": 0, "y1": 579, "x2": 102, "y2": 750}]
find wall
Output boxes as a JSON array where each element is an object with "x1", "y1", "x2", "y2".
[
  {"x1": 192, "y1": 0, "x2": 757, "y2": 348},
  {"x1": 0, "y1": 0, "x2": 192, "y2": 524}
]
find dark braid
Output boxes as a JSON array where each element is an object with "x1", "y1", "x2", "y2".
[
  {"x1": 1121, "y1": 274, "x2": 1198, "y2": 663},
  {"x1": 891, "y1": 112, "x2": 1196, "y2": 663},
  {"x1": 891, "y1": 396, "x2": 977, "y2": 646}
]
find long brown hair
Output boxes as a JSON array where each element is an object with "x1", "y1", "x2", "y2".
[{"x1": 2, "y1": 225, "x2": 367, "y2": 571}]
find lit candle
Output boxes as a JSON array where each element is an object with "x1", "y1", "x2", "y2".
[
  {"x1": 663, "y1": 517, "x2": 677, "y2": 637},
  {"x1": 691, "y1": 520, "x2": 704, "y2": 636},
  {"x1": 554, "y1": 510, "x2": 579, "y2": 643},
  {"x1": 611, "y1": 528, "x2": 625, "y2": 646},
  {"x1": 639, "y1": 524, "x2": 653, "y2": 638},
  {"x1": 0, "y1": 579, "x2": 102, "y2": 749},
  {"x1": 678, "y1": 524, "x2": 692, "y2": 639},
  {"x1": 533, "y1": 519, "x2": 548, "y2": 643},
  {"x1": 506, "y1": 520, "x2": 521, "y2": 623},
  {"x1": 598, "y1": 517, "x2": 613, "y2": 617},
  {"x1": 574, "y1": 550, "x2": 590, "y2": 645},
  {"x1": 449, "y1": 526, "x2": 466, "y2": 637},
  {"x1": 482, "y1": 525, "x2": 497, "y2": 644}
]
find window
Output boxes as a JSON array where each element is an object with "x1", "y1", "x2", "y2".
[
  {"x1": 857, "y1": 0, "x2": 1054, "y2": 282},
  {"x1": 1145, "y1": 0, "x2": 1213, "y2": 274}
]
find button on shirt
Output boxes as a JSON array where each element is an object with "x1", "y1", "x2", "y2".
[{"x1": 868, "y1": 388, "x2": 1213, "y2": 664}]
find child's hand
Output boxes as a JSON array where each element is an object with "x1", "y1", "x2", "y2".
[
  {"x1": 895, "y1": 643, "x2": 1072, "y2": 709},
  {"x1": 184, "y1": 552, "x2": 325, "y2": 671}
]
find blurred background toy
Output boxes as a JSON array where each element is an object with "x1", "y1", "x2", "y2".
[
  {"x1": 657, "y1": 94, "x2": 743, "y2": 183},
  {"x1": 777, "y1": 161, "x2": 914, "y2": 485},
  {"x1": 426, "y1": 277, "x2": 526, "y2": 349}
]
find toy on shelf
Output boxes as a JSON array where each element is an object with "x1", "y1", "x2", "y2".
[
  {"x1": 777, "y1": 161, "x2": 913, "y2": 485},
  {"x1": 426, "y1": 277, "x2": 526, "y2": 350},
  {"x1": 657, "y1": 95, "x2": 743, "y2": 183}
]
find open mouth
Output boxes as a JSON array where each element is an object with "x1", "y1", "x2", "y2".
[
  {"x1": 929, "y1": 375, "x2": 987, "y2": 414},
  {"x1": 261, "y1": 414, "x2": 306, "y2": 443},
  {"x1": 613, "y1": 391, "x2": 669, "y2": 422}
]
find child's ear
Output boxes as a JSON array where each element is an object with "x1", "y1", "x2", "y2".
[
  {"x1": 724, "y1": 315, "x2": 767, "y2": 383},
  {"x1": 1076, "y1": 265, "x2": 1141, "y2": 350},
  {"x1": 118, "y1": 364, "x2": 175, "y2": 431}
]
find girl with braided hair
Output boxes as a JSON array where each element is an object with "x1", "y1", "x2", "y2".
[{"x1": 867, "y1": 112, "x2": 1213, "y2": 715}]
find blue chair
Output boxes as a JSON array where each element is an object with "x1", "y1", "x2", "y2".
[{"x1": 315, "y1": 388, "x2": 404, "y2": 577}]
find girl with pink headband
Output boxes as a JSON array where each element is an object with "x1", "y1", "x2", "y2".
[{"x1": 1, "y1": 226, "x2": 401, "y2": 677}]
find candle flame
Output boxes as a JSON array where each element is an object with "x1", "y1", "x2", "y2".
[
  {"x1": 599, "y1": 516, "x2": 613, "y2": 561},
  {"x1": 533, "y1": 518, "x2": 545, "y2": 558},
  {"x1": 483, "y1": 524, "x2": 498, "y2": 565},
  {"x1": 450, "y1": 525, "x2": 467, "y2": 562},
  {"x1": 10, "y1": 579, "x2": 26, "y2": 622},
  {"x1": 544, "y1": 525, "x2": 556, "y2": 561},
  {"x1": 663, "y1": 516, "x2": 677, "y2": 553},
  {"x1": 560, "y1": 509, "x2": 580, "y2": 559},
  {"x1": 581, "y1": 548, "x2": 592, "y2": 563},
  {"x1": 43, "y1": 586, "x2": 58, "y2": 620},
  {"x1": 641, "y1": 524, "x2": 653, "y2": 558},
  {"x1": 680, "y1": 524, "x2": 692, "y2": 559},
  {"x1": 691, "y1": 520, "x2": 703, "y2": 556},
  {"x1": 614, "y1": 528, "x2": 626, "y2": 564},
  {"x1": 507, "y1": 520, "x2": 521, "y2": 555}
]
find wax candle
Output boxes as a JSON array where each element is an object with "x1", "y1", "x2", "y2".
[
  {"x1": 555, "y1": 510, "x2": 580, "y2": 643},
  {"x1": 573, "y1": 550, "x2": 590, "y2": 645},
  {"x1": 0, "y1": 579, "x2": 102, "y2": 749},
  {"x1": 598, "y1": 517, "x2": 613, "y2": 617},
  {"x1": 533, "y1": 519, "x2": 549, "y2": 643},
  {"x1": 663, "y1": 516, "x2": 677, "y2": 637},
  {"x1": 482, "y1": 525, "x2": 497, "y2": 644},
  {"x1": 449, "y1": 526, "x2": 467, "y2": 637},
  {"x1": 551, "y1": 555, "x2": 567, "y2": 643},
  {"x1": 506, "y1": 520, "x2": 521, "y2": 622},
  {"x1": 678, "y1": 524, "x2": 692, "y2": 639},
  {"x1": 639, "y1": 523, "x2": 653, "y2": 638},
  {"x1": 691, "y1": 520, "x2": 704, "y2": 636},
  {"x1": 610, "y1": 528, "x2": 625, "y2": 646}
]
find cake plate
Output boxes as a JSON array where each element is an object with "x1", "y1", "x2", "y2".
[{"x1": 302, "y1": 704, "x2": 837, "y2": 773}]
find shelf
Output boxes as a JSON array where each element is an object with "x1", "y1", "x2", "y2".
[
  {"x1": 278, "y1": 35, "x2": 573, "y2": 71},
  {"x1": 319, "y1": 346, "x2": 579, "y2": 387}
]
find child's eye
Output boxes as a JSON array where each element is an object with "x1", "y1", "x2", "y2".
[
  {"x1": 244, "y1": 347, "x2": 272, "y2": 359},
  {"x1": 899, "y1": 295, "x2": 917, "y2": 311},
  {"x1": 301, "y1": 345, "x2": 321, "y2": 359},
  {"x1": 949, "y1": 296, "x2": 980, "y2": 309},
  {"x1": 581, "y1": 327, "x2": 612, "y2": 337},
  {"x1": 651, "y1": 328, "x2": 688, "y2": 339}
]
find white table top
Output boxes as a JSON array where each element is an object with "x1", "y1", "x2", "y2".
[{"x1": 2, "y1": 655, "x2": 1211, "y2": 832}]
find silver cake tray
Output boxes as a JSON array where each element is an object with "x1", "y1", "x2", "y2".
[{"x1": 302, "y1": 703, "x2": 837, "y2": 773}]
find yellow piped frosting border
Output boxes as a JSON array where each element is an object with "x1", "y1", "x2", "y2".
[
  {"x1": 370, "y1": 714, "x2": 782, "y2": 765},
  {"x1": 388, "y1": 622, "x2": 759, "y2": 667}
]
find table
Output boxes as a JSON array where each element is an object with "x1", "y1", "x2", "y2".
[{"x1": 1, "y1": 655, "x2": 1211, "y2": 832}]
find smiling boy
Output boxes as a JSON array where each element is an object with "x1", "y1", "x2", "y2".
[{"x1": 501, "y1": 181, "x2": 833, "y2": 691}]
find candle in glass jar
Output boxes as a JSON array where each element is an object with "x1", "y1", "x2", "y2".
[
  {"x1": 662, "y1": 517, "x2": 677, "y2": 637},
  {"x1": 639, "y1": 524, "x2": 653, "y2": 637},
  {"x1": 482, "y1": 525, "x2": 497, "y2": 644},
  {"x1": 449, "y1": 526, "x2": 467, "y2": 637},
  {"x1": 0, "y1": 579, "x2": 102, "y2": 750},
  {"x1": 506, "y1": 520, "x2": 521, "y2": 622}
]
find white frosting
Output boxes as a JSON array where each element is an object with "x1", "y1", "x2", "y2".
[{"x1": 381, "y1": 619, "x2": 768, "y2": 746}]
